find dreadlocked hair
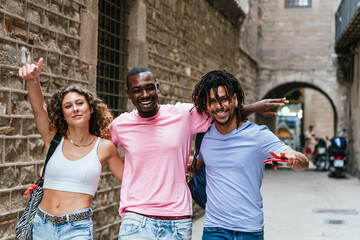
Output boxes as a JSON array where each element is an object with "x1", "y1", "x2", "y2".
[
  {"x1": 192, "y1": 69, "x2": 246, "y2": 127},
  {"x1": 47, "y1": 85, "x2": 114, "y2": 139}
]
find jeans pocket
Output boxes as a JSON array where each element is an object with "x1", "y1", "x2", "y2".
[
  {"x1": 32, "y1": 214, "x2": 42, "y2": 227},
  {"x1": 69, "y1": 219, "x2": 93, "y2": 239},
  {"x1": 70, "y1": 219, "x2": 93, "y2": 228},
  {"x1": 119, "y1": 218, "x2": 141, "y2": 236},
  {"x1": 175, "y1": 220, "x2": 192, "y2": 240}
]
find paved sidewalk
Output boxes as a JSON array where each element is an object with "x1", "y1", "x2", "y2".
[
  {"x1": 192, "y1": 164, "x2": 360, "y2": 240},
  {"x1": 192, "y1": 214, "x2": 204, "y2": 239}
]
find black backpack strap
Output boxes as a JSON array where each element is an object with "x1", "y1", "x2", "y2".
[
  {"x1": 191, "y1": 132, "x2": 206, "y2": 170},
  {"x1": 41, "y1": 132, "x2": 62, "y2": 177}
]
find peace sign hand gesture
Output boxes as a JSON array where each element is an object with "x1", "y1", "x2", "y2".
[{"x1": 18, "y1": 58, "x2": 44, "y2": 82}]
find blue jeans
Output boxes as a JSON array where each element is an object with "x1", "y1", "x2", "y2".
[
  {"x1": 202, "y1": 227, "x2": 264, "y2": 240},
  {"x1": 118, "y1": 212, "x2": 192, "y2": 240},
  {"x1": 32, "y1": 207, "x2": 93, "y2": 240}
]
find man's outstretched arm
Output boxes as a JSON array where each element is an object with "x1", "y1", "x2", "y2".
[
  {"x1": 242, "y1": 98, "x2": 289, "y2": 117},
  {"x1": 269, "y1": 149, "x2": 309, "y2": 171}
]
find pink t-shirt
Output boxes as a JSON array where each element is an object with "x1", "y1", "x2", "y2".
[{"x1": 110, "y1": 103, "x2": 211, "y2": 217}]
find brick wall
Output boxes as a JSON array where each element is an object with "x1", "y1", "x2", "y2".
[
  {"x1": 143, "y1": 0, "x2": 257, "y2": 106},
  {"x1": 0, "y1": 1, "x2": 101, "y2": 239}
]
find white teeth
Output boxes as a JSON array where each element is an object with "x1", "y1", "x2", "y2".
[
  {"x1": 216, "y1": 112, "x2": 226, "y2": 115},
  {"x1": 141, "y1": 101, "x2": 151, "y2": 104}
]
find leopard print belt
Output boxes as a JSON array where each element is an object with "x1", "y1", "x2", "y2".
[{"x1": 36, "y1": 208, "x2": 92, "y2": 225}]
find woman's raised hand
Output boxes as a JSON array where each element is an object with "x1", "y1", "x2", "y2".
[{"x1": 18, "y1": 58, "x2": 43, "y2": 82}]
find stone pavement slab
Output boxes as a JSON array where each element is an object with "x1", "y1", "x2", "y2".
[{"x1": 262, "y1": 166, "x2": 360, "y2": 240}]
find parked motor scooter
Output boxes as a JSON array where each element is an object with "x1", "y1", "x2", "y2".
[
  {"x1": 328, "y1": 132, "x2": 347, "y2": 178},
  {"x1": 312, "y1": 138, "x2": 327, "y2": 171}
]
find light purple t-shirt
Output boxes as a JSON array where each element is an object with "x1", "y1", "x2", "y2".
[
  {"x1": 199, "y1": 121, "x2": 289, "y2": 232},
  {"x1": 110, "y1": 102, "x2": 211, "y2": 217}
]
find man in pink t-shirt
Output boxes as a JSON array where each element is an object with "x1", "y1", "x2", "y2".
[{"x1": 110, "y1": 66, "x2": 287, "y2": 240}]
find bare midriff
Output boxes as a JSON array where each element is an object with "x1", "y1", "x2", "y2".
[{"x1": 39, "y1": 189, "x2": 92, "y2": 216}]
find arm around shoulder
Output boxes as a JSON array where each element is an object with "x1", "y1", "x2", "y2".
[
  {"x1": 99, "y1": 139, "x2": 124, "y2": 182},
  {"x1": 242, "y1": 98, "x2": 289, "y2": 117}
]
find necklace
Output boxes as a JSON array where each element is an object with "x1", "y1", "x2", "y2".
[{"x1": 67, "y1": 135, "x2": 95, "y2": 147}]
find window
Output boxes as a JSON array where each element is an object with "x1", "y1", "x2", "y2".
[
  {"x1": 285, "y1": 0, "x2": 312, "y2": 8},
  {"x1": 97, "y1": 0, "x2": 129, "y2": 116}
]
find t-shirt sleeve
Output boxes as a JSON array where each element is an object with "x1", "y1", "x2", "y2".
[
  {"x1": 181, "y1": 103, "x2": 212, "y2": 135},
  {"x1": 109, "y1": 120, "x2": 121, "y2": 148},
  {"x1": 257, "y1": 125, "x2": 289, "y2": 159}
]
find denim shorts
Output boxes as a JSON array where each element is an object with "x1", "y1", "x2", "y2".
[
  {"x1": 202, "y1": 227, "x2": 264, "y2": 240},
  {"x1": 118, "y1": 212, "x2": 192, "y2": 240},
  {"x1": 32, "y1": 207, "x2": 93, "y2": 240}
]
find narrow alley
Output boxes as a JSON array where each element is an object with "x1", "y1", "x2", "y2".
[{"x1": 193, "y1": 164, "x2": 360, "y2": 240}]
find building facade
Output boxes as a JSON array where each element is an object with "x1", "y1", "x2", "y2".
[
  {"x1": 335, "y1": 0, "x2": 360, "y2": 177},
  {"x1": 255, "y1": 0, "x2": 345, "y2": 148}
]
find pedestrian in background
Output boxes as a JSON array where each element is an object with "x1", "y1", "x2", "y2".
[{"x1": 304, "y1": 125, "x2": 316, "y2": 160}]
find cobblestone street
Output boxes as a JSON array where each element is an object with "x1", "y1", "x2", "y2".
[{"x1": 193, "y1": 163, "x2": 360, "y2": 240}]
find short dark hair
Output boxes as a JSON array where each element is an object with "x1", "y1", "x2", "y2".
[
  {"x1": 126, "y1": 66, "x2": 156, "y2": 89},
  {"x1": 192, "y1": 70, "x2": 246, "y2": 126}
]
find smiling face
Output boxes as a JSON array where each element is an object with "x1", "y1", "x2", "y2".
[
  {"x1": 207, "y1": 86, "x2": 238, "y2": 133},
  {"x1": 62, "y1": 92, "x2": 92, "y2": 127},
  {"x1": 126, "y1": 71, "x2": 160, "y2": 118}
]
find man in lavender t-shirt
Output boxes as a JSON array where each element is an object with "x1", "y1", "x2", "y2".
[
  {"x1": 110, "y1": 66, "x2": 288, "y2": 240},
  {"x1": 192, "y1": 70, "x2": 309, "y2": 240}
]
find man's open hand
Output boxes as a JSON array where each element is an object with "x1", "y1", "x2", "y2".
[{"x1": 255, "y1": 98, "x2": 289, "y2": 117}]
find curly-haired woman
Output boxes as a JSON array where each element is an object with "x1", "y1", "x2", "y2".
[{"x1": 18, "y1": 58, "x2": 124, "y2": 240}]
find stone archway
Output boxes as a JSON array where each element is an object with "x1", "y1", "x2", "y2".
[
  {"x1": 255, "y1": 72, "x2": 348, "y2": 136},
  {"x1": 254, "y1": 81, "x2": 345, "y2": 153},
  {"x1": 261, "y1": 82, "x2": 338, "y2": 135}
]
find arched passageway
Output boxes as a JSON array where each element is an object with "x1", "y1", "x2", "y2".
[{"x1": 255, "y1": 82, "x2": 337, "y2": 152}]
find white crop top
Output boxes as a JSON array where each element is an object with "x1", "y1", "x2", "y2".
[{"x1": 43, "y1": 137, "x2": 102, "y2": 196}]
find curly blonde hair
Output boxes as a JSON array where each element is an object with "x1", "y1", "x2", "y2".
[{"x1": 47, "y1": 85, "x2": 113, "y2": 138}]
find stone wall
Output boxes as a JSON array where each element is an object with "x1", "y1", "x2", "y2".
[
  {"x1": 0, "y1": 1, "x2": 120, "y2": 239},
  {"x1": 240, "y1": 0, "x2": 259, "y2": 61},
  {"x1": 348, "y1": 42, "x2": 360, "y2": 177},
  {"x1": 303, "y1": 88, "x2": 334, "y2": 140},
  {"x1": 143, "y1": 0, "x2": 257, "y2": 106}
]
